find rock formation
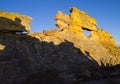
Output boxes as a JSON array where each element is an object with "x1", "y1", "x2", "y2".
[
  {"x1": 0, "y1": 10, "x2": 32, "y2": 33},
  {"x1": 0, "y1": 7, "x2": 120, "y2": 84},
  {"x1": 55, "y1": 7, "x2": 97, "y2": 37}
]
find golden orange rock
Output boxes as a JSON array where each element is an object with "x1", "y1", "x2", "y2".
[
  {"x1": 55, "y1": 7, "x2": 97, "y2": 34},
  {"x1": 43, "y1": 29, "x2": 58, "y2": 36},
  {"x1": 55, "y1": 11, "x2": 71, "y2": 30}
]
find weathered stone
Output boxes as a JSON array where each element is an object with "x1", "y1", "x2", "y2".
[
  {"x1": 89, "y1": 28, "x2": 117, "y2": 46},
  {"x1": 69, "y1": 7, "x2": 97, "y2": 31},
  {"x1": 55, "y1": 7, "x2": 97, "y2": 34},
  {"x1": 0, "y1": 10, "x2": 32, "y2": 33},
  {"x1": 43, "y1": 29, "x2": 58, "y2": 36},
  {"x1": 55, "y1": 11, "x2": 71, "y2": 30},
  {"x1": 0, "y1": 7, "x2": 120, "y2": 84},
  {"x1": 70, "y1": 7, "x2": 97, "y2": 32}
]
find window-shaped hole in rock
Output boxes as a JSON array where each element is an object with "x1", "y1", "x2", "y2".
[{"x1": 83, "y1": 28, "x2": 91, "y2": 38}]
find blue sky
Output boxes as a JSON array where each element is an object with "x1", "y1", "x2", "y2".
[{"x1": 0, "y1": 0, "x2": 120, "y2": 45}]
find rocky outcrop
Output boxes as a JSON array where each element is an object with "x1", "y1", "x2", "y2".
[
  {"x1": 55, "y1": 7, "x2": 97, "y2": 38},
  {"x1": 0, "y1": 11, "x2": 32, "y2": 33},
  {"x1": 54, "y1": 7, "x2": 117, "y2": 47},
  {"x1": 90, "y1": 28, "x2": 117, "y2": 46},
  {"x1": 69, "y1": 7, "x2": 97, "y2": 31},
  {"x1": 55, "y1": 11, "x2": 71, "y2": 30},
  {"x1": 0, "y1": 7, "x2": 120, "y2": 84}
]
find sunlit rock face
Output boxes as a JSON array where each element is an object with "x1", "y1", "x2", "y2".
[
  {"x1": 0, "y1": 11, "x2": 32, "y2": 33},
  {"x1": 0, "y1": 7, "x2": 120, "y2": 84},
  {"x1": 89, "y1": 28, "x2": 117, "y2": 46},
  {"x1": 43, "y1": 29, "x2": 58, "y2": 36},
  {"x1": 55, "y1": 11, "x2": 71, "y2": 30},
  {"x1": 69, "y1": 7, "x2": 97, "y2": 31},
  {"x1": 54, "y1": 7, "x2": 117, "y2": 46},
  {"x1": 55, "y1": 7, "x2": 97, "y2": 37}
]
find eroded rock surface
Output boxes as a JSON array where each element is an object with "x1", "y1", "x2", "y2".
[
  {"x1": 55, "y1": 7, "x2": 97, "y2": 36},
  {"x1": 0, "y1": 7, "x2": 120, "y2": 84},
  {"x1": 0, "y1": 11, "x2": 32, "y2": 33}
]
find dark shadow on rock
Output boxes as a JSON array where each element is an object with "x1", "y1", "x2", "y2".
[
  {"x1": 0, "y1": 17, "x2": 26, "y2": 33},
  {"x1": 0, "y1": 33, "x2": 120, "y2": 84}
]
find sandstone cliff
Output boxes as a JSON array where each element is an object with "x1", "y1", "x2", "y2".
[{"x1": 0, "y1": 7, "x2": 120, "y2": 84}]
